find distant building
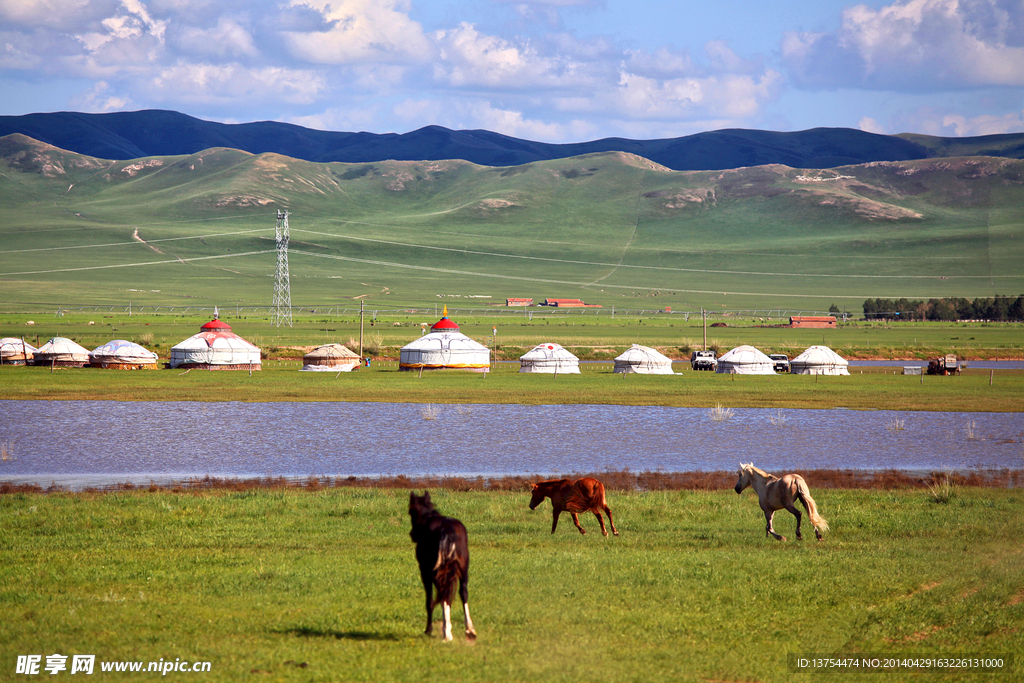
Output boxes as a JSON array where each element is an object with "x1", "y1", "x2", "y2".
[
  {"x1": 542, "y1": 298, "x2": 602, "y2": 308},
  {"x1": 506, "y1": 298, "x2": 533, "y2": 307},
  {"x1": 789, "y1": 315, "x2": 836, "y2": 329}
]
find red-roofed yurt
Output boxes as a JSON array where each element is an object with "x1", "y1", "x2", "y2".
[{"x1": 169, "y1": 317, "x2": 261, "y2": 370}]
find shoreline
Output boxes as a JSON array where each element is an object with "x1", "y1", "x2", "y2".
[{"x1": 4, "y1": 468, "x2": 1022, "y2": 494}]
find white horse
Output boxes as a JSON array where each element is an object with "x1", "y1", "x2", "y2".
[{"x1": 734, "y1": 463, "x2": 829, "y2": 541}]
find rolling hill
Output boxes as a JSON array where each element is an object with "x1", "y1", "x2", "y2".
[
  {"x1": 3, "y1": 109, "x2": 1024, "y2": 171},
  {"x1": 0, "y1": 133, "x2": 1022, "y2": 314}
]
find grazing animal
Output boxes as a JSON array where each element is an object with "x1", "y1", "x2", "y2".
[
  {"x1": 529, "y1": 477, "x2": 618, "y2": 536},
  {"x1": 408, "y1": 491, "x2": 477, "y2": 642},
  {"x1": 734, "y1": 463, "x2": 829, "y2": 541}
]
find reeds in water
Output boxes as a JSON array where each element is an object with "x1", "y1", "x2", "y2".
[
  {"x1": 886, "y1": 416, "x2": 906, "y2": 432},
  {"x1": 708, "y1": 403, "x2": 735, "y2": 422},
  {"x1": 420, "y1": 404, "x2": 440, "y2": 421}
]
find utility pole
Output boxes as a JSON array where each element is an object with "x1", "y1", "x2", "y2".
[
  {"x1": 702, "y1": 308, "x2": 707, "y2": 350},
  {"x1": 359, "y1": 299, "x2": 364, "y2": 358},
  {"x1": 272, "y1": 210, "x2": 293, "y2": 327}
]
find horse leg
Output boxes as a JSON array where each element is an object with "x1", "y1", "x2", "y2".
[
  {"x1": 604, "y1": 504, "x2": 619, "y2": 536},
  {"x1": 550, "y1": 510, "x2": 560, "y2": 534},
  {"x1": 593, "y1": 511, "x2": 608, "y2": 536},
  {"x1": 571, "y1": 512, "x2": 587, "y2": 535},
  {"x1": 764, "y1": 509, "x2": 785, "y2": 541},
  {"x1": 441, "y1": 600, "x2": 453, "y2": 642},
  {"x1": 459, "y1": 576, "x2": 477, "y2": 640},
  {"x1": 422, "y1": 579, "x2": 434, "y2": 636},
  {"x1": 785, "y1": 503, "x2": 804, "y2": 540}
]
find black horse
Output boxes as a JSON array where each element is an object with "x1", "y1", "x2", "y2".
[{"x1": 408, "y1": 491, "x2": 477, "y2": 641}]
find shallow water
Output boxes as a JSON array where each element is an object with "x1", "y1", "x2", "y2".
[{"x1": 1, "y1": 400, "x2": 1021, "y2": 489}]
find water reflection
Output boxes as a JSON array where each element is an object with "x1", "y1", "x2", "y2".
[{"x1": 1, "y1": 400, "x2": 1021, "y2": 489}]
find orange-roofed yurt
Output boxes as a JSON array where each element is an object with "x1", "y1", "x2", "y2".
[
  {"x1": 790, "y1": 345, "x2": 850, "y2": 375},
  {"x1": 613, "y1": 344, "x2": 675, "y2": 374},
  {"x1": 399, "y1": 307, "x2": 490, "y2": 373},
  {"x1": 90, "y1": 339, "x2": 159, "y2": 369},
  {"x1": 0, "y1": 337, "x2": 36, "y2": 365},
  {"x1": 169, "y1": 318, "x2": 261, "y2": 370},
  {"x1": 519, "y1": 343, "x2": 580, "y2": 374},
  {"x1": 33, "y1": 337, "x2": 90, "y2": 367},
  {"x1": 302, "y1": 343, "x2": 361, "y2": 372}
]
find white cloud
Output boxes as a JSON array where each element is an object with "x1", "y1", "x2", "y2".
[
  {"x1": 282, "y1": 0, "x2": 431, "y2": 65},
  {"x1": 152, "y1": 62, "x2": 324, "y2": 104},
  {"x1": 783, "y1": 0, "x2": 1024, "y2": 90},
  {"x1": 433, "y1": 22, "x2": 576, "y2": 88},
  {"x1": 0, "y1": 0, "x2": 107, "y2": 31},
  {"x1": 172, "y1": 17, "x2": 257, "y2": 59},
  {"x1": 858, "y1": 116, "x2": 886, "y2": 134},
  {"x1": 608, "y1": 69, "x2": 781, "y2": 120},
  {"x1": 941, "y1": 110, "x2": 1024, "y2": 136},
  {"x1": 69, "y1": 80, "x2": 131, "y2": 111}
]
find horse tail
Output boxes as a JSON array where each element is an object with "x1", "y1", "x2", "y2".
[
  {"x1": 433, "y1": 530, "x2": 461, "y2": 603},
  {"x1": 796, "y1": 479, "x2": 829, "y2": 533}
]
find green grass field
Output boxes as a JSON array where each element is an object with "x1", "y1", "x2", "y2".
[
  {"x1": 1, "y1": 487, "x2": 1021, "y2": 682},
  {"x1": 3, "y1": 361, "x2": 1022, "y2": 412}
]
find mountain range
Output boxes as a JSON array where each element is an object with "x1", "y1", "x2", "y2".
[{"x1": 3, "y1": 109, "x2": 1024, "y2": 171}]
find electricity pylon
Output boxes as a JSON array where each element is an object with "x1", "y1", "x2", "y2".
[{"x1": 272, "y1": 209, "x2": 293, "y2": 327}]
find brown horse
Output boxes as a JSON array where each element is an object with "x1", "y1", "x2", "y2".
[
  {"x1": 408, "y1": 491, "x2": 477, "y2": 641},
  {"x1": 734, "y1": 463, "x2": 829, "y2": 541},
  {"x1": 529, "y1": 477, "x2": 618, "y2": 536}
]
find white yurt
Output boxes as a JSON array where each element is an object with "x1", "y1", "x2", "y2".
[
  {"x1": 0, "y1": 337, "x2": 36, "y2": 365},
  {"x1": 519, "y1": 343, "x2": 581, "y2": 374},
  {"x1": 169, "y1": 318, "x2": 261, "y2": 370},
  {"x1": 613, "y1": 344, "x2": 675, "y2": 374},
  {"x1": 715, "y1": 345, "x2": 775, "y2": 374},
  {"x1": 90, "y1": 339, "x2": 159, "y2": 369},
  {"x1": 33, "y1": 337, "x2": 91, "y2": 367},
  {"x1": 301, "y1": 343, "x2": 361, "y2": 372},
  {"x1": 399, "y1": 307, "x2": 490, "y2": 373},
  {"x1": 790, "y1": 345, "x2": 850, "y2": 375}
]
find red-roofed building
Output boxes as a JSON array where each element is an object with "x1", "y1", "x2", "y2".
[
  {"x1": 542, "y1": 298, "x2": 602, "y2": 308},
  {"x1": 789, "y1": 316, "x2": 837, "y2": 329},
  {"x1": 506, "y1": 298, "x2": 533, "y2": 307}
]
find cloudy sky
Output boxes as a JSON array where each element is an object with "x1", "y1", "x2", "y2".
[{"x1": 1, "y1": 0, "x2": 1022, "y2": 142}]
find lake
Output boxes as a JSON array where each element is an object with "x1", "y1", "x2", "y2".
[{"x1": 1, "y1": 400, "x2": 1021, "y2": 490}]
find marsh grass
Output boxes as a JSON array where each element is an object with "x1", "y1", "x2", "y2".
[
  {"x1": 708, "y1": 403, "x2": 735, "y2": 422},
  {"x1": 1, "y1": 488, "x2": 1021, "y2": 683},
  {"x1": 768, "y1": 409, "x2": 787, "y2": 426},
  {"x1": 420, "y1": 404, "x2": 440, "y2": 420},
  {"x1": 887, "y1": 416, "x2": 907, "y2": 431},
  {"x1": 927, "y1": 472, "x2": 959, "y2": 504},
  {"x1": 964, "y1": 419, "x2": 979, "y2": 440}
]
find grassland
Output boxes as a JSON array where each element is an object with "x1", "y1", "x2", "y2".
[
  {"x1": 3, "y1": 360, "x2": 1023, "y2": 412},
  {"x1": 2, "y1": 136, "x2": 1023, "y2": 315},
  {"x1": 1, "y1": 487, "x2": 1021, "y2": 682}
]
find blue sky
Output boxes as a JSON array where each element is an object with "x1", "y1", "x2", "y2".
[{"x1": 1, "y1": 0, "x2": 1022, "y2": 142}]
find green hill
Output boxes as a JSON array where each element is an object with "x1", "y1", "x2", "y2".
[{"x1": 1, "y1": 133, "x2": 1021, "y2": 314}]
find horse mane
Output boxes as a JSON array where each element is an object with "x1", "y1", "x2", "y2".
[{"x1": 740, "y1": 462, "x2": 777, "y2": 481}]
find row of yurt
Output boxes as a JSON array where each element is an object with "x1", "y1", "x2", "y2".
[
  {"x1": 790, "y1": 345, "x2": 850, "y2": 375},
  {"x1": 714, "y1": 344, "x2": 849, "y2": 375},
  {"x1": 399, "y1": 307, "x2": 490, "y2": 373},
  {"x1": 1, "y1": 337, "x2": 37, "y2": 365}
]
